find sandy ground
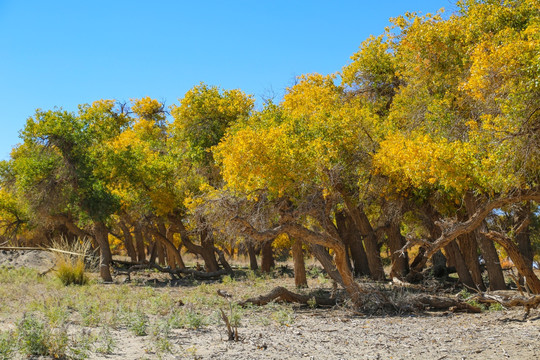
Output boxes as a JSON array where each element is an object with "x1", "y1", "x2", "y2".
[
  {"x1": 84, "y1": 308, "x2": 539, "y2": 360},
  {"x1": 0, "y1": 249, "x2": 56, "y2": 272},
  {"x1": 1, "y1": 250, "x2": 539, "y2": 360}
]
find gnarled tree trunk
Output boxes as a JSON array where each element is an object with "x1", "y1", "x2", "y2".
[
  {"x1": 118, "y1": 220, "x2": 137, "y2": 262},
  {"x1": 94, "y1": 221, "x2": 113, "y2": 282},
  {"x1": 465, "y1": 193, "x2": 506, "y2": 290},
  {"x1": 335, "y1": 211, "x2": 370, "y2": 276},
  {"x1": 261, "y1": 239, "x2": 275, "y2": 273},
  {"x1": 133, "y1": 223, "x2": 146, "y2": 262},
  {"x1": 445, "y1": 241, "x2": 475, "y2": 288},
  {"x1": 458, "y1": 232, "x2": 486, "y2": 291},
  {"x1": 387, "y1": 223, "x2": 409, "y2": 280},
  {"x1": 292, "y1": 238, "x2": 307, "y2": 288},
  {"x1": 336, "y1": 189, "x2": 385, "y2": 280},
  {"x1": 247, "y1": 241, "x2": 258, "y2": 271},
  {"x1": 485, "y1": 231, "x2": 540, "y2": 294}
]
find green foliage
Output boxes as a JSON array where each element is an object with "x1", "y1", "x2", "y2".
[
  {"x1": 16, "y1": 314, "x2": 68, "y2": 358},
  {"x1": 184, "y1": 309, "x2": 205, "y2": 329},
  {"x1": 80, "y1": 303, "x2": 102, "y2": 327},
  {"x1": 95, "y1": 326, "x2": 116, "y2": 355},
  {"x1": 128, "y1": 310, "x2": 149, "y2": 336},
  {"x1": 271, "y1": 307, "x2": 295, "y2": 326},
  {"x1": 171, "y1": 83, "x2": 254, "y2": 166},
  {"x1": 0, "y1": 331, "x2": 15, "y2": 360},
  {"x1": 17, "y1": 315, "x2": 49, "y2": 356}
]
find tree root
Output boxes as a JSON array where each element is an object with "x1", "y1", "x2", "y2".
[{"x1": 239, "y1": 286, "x2": 337, "y2": 307}]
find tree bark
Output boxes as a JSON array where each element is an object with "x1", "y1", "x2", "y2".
[
  {"x1": 457, "y1": 232, "x2": 486, "y2": 291},
  {"x1": 445, "y1": 241, "x2": 475, "y2": 288},
  {"x1": 465, "y1": 193, "x2": 506, "y2": 290},
  {"x1": 292, "y1": 238, "x2": 307, "y2": 288},
  {"x1": 149, "y1": 224, "x2": 185, "y2": 269},
  {"x1": 339, "y1": 195, "x2": 385, "y2": 281},
  {"x1": 247, "y1": 241, "x2": 258, "y2": 271},
  {"x1": 174, "y1": 218, "x2": 219, "y2": 272},
  {"x1": 94, "y1": 221, "x2": 113, "y2": 282},
  {"x1": 118, "y1": 220, "x2": 137, "y2": 262},
  {"x1": 386, "y1": 223, "x2": 409, "y2": 280},
  {"x1": 484, "y1": 231, "x2": 540, "y2": 294},
  {"x1": 335, "y1": 211, "x2": 370, "y2": 276},
  {"x1": 200, "y1": 229, "x2": 220, "y2": 272},
  {"x1": 239, "y1": 286, "x2": 336, "y2": 307},
  {"x1": 309, "y1": 244, "x2": 344, "y2": 286},
  {"x1": 133, "y1": 224, "x2": 146, "y2": 262},
  {"x1": 261, "y1": 240, "x2": 274, "y2": 273},
  {"x1": 516, "y1": 203, "x2": 533, "y2": 271}
]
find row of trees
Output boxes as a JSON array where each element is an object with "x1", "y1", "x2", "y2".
[{"x1": 1, "y1": 0, "x2": 539, "y2": 302}]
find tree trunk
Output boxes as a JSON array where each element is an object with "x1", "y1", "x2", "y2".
[
  {"x1": 336, "y1": 190, "x2": 385, "y2": 280},
  {"x1": 148, "y1": 240, "x2": 158, "y2": 264},
  {"x1": 166, "y1": 225, "x2": 184, "y2": 268},
  {"x1": 150, "y1": 223, "x2": 186, "y2": 269},
  {"x1": 118, "y1": 220, "x2": 137, "y2": 262},
  {"x1": 261, "y1": 240, "x2": 274, "y2": 273},
  {"x1": 335, "y1": 211, "x2": 370, "y2": 276},
  {"x1": 200, "y1": 229, "x2": 219, "y2": 272},
  {"x1": 158, "y1": 221, "x2": 185, "y2": 269},
  {"x1": 516, "y1": 203, "x2": 533, "y2": 271},
  {"x1": 133, "y1": 224, "x2": 146, "y2": 262},
  {"x1": 445, "y1": 241, "x2": 475, "y2": 288},
  {"x1": 156, "y1": 241, "x2": 165, "y2": 266},
  {"x1": 247, "y1": 241, "x2": 258, "y2": 271},
  {"x1": 309, "y1": 244, "x2": 344, "y2": 286},
  {"x1": 94, "y1": 221, "x2": 112, "y2": 282},
  {"x1": 174, "y1": 218, "x2": 219, "y2": 272},
  {"x1": 485, "y1": 231, "x2": 540, "y2": 294},
  {"x1": 386, "y1": 223, "x2": 409, "y2": 280},
  {"x1": 458, "y1": 232, "x2": 486, "y2": 291},
  {"x1": 292, "y1": 238, "x2": 307, "y2": 288},
  {"x1": 465, "y1": 193, "x2": 506, "y2": 290},
  {"x1": 431, "y1": 250, "x2": 448, "y2": 278}
]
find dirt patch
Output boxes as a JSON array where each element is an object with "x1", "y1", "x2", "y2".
[
  {"x1": 0, "y1": 250, "x2": 56, "y2": 273},
  {"x1": 85, "y1": 309, "x2": 540, "y2": 360}
]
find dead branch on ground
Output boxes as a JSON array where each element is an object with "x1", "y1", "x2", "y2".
[
  {"x1": 239, "y1": 286, "x2": 337, "y2": 307},
  {"x1": 470, "y1": 290, "x2": 540, "y2": 318},
  {"x1": 118, "y1": 261, "x2": 229, "y2": 281}
]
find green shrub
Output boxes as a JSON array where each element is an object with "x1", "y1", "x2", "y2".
[
  {"x1": 128, "y1": 311, "x2": 148, "y2": 336},
  {"x1": 17, "y1": 315, "x2": 49, "y2": 356},
  {"x1": 0, "y1": 331, "x2": 16, "y2": 360}
]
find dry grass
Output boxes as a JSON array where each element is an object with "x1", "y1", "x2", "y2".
[{"x1": 50, "y1": 237, "x2": 94, "y2": 286}]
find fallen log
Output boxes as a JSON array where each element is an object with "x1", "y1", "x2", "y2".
[
  {"x1": 239, "y1": 286, "x2": 337, "y2": 307},
  {"x1": 414, "y1": 295, "x2": 482, "y2": 313},
  {"x1": 121, "y1": 261, "x2": 229, "y2": 281}
]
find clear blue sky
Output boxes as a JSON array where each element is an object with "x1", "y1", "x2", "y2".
[{"x1": 0, "y1": 0, "x2": 455, "y2": 160}]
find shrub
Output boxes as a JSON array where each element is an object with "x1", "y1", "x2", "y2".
[
  {"x1": 51, "y1": 237, "x2": 92, "y2": 286},
  {"x1": 56, "y1": 257, "x2": 89, "y2": 286},
  {"x1": 0, "y1": 331, "x2": 16, "y2": 360},
  {"x1": 17, "y1": 315, "x2": 49, "y2": 356}
]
